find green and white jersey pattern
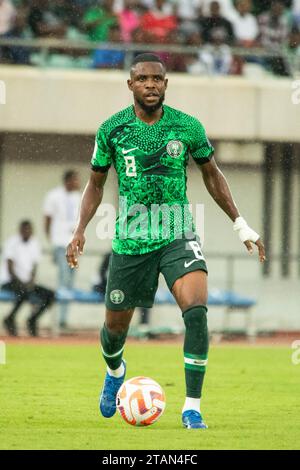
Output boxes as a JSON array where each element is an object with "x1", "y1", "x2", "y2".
[{"x1": 91, "y1": 105, "x2": 214, "y2": 255}]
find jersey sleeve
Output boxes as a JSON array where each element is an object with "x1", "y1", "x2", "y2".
[
  {"x1": 90, "y1": 126, "x2": 112, "y2": 173},
  {"x1": 189, "y1": 118, "x2": 214, "y2": 165}
]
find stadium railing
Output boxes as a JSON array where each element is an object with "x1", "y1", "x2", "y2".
[{"x1": 0, "y1": 37, "x2": 298, "y2": 75}]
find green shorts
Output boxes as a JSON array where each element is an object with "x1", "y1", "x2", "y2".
[{"x1": 105, "y1": 236, "x2": 208, "y2": 311}]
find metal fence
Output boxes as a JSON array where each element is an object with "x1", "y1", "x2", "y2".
[{"x1": 0, "y1": 37, "x2": 299, "y2": 75}]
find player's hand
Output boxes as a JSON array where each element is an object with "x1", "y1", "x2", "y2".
[
  {"x1": 66, "y1": 231, "x2": 85, "y2": 269},
  {"x1": 233, "y1": 217, "x2": 266, "y2": 263},
  {"x1": 244, "y1": 238, "x2": 266, "y2": 263}
]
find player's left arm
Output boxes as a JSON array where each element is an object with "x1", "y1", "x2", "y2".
[{"x1": 200, "y1": 156, "x2": 266, "y2": 262}]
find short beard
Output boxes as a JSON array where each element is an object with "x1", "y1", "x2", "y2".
[{"x1": 136, "y1": 94, "x2": 165, "y2": 114}]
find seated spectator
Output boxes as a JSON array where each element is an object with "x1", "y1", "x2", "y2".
[
  {"x1": 156, "y1": 29, "x2": 187, "y2": 72},
  {"x1": 92, "y1": 24, "x2": 125, "y2": 68},
  {"x1": 131, "y1": 27, "x2": 154, "y2": 56},
  {"x1": 258, "y1": 0, "x2": 291, "y2": 75},
  {"x1": 200, "y1": 1, "x2": 235, "y2": 45},
  {"x1": 285, "y1": 24, "x2": 300, "y2": 73},
  {"x1": 292, "y1": 0, "x2": 300, "y2": 25},
  {"x1": 173, "y1": 0, "x2": 203, "y2": 34},
  {"x1": 258, "y1": 0, "x2": 290, "y2": 48},
  {"x1": 1, "y1": 221, "x2": 55, "y2": 337},
  {"x1": 82, "y1": 0, "x2": 118, "y2": 42},
  {"x1": 201, "y1": 0, "x2": 238, "y2": 22},
  {"x1": 118, "y1": 0, "x2": 140, "y2": 42},
  {"x1": 185, "y1": 30, "x2": 210, "y2": 74},
  {"x1": 252, "y1": 0, "x2": 292, "y2": 15},
  {"x1": 0, "y1": 0, "x2": 30, "y2": 64},
  {"x1": 232, "y1": 0, "x2": 259, "y2": 47},
  {"x1": 140, "y1": 0, "x2": 178, "y2": 42},
  {"x1": 186, "y1": 28, "x2": 233, "y2": 75},
  {"x1": 28, "y1": 0, "x2": 68, "y2": 38},
  {"x1": 0, "y1": 0, "x2": 16, "y2": 38}
]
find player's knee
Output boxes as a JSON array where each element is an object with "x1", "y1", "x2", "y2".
[
  {"x1": 183, "y1": 305, "x2": 208, "y2": 327},
  {"x1": 105, "y1": 319, "x2": 128, "y2": 335}
]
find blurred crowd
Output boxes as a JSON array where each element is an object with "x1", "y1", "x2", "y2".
[{"x1": 1, "y1": 0, "x2": 300, "y2": 75}]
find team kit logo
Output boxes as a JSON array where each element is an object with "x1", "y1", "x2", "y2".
[
  {"x1": 166, "y1": 140, "x2": 184, "y2": 158},
  {"x1": 110, "y1": 289, "x2": 125, "y2": 304}
]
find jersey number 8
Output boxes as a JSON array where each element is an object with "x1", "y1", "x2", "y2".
[{"x1": 124, "y1": 156, "x2": 137, "y2": 177}]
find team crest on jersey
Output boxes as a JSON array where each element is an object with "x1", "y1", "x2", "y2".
[
  {"x1": 167, "y1": 140, "x2": 184, "y2": 158},
  {"x1": 110, "y1": 289, "x2": 125, "y2": 304}
]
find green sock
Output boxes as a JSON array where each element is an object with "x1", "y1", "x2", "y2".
[
  {"x1": 183, "y1": 305, "x2": 209, "y2": 399},
  {"x1": 100, "y1": 323, "x2": 127, "y2": 370}
]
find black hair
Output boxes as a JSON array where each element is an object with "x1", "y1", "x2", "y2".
[
  {"x1": 131, "y1": 53, "x2": 166, "y2": 70},
  {"x1": 20, "y1": 220, "x2": 32, "y2": 228},
  {"x1": 63, "y1": 170, "x2": 77, "y2": 182}
]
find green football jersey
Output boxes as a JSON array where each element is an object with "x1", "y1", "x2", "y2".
[{"x1": 91, "y1": 104, "x2": 214, "y2": 255}]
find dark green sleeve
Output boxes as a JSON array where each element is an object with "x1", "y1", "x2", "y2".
[
  {"x1": 189, "y1": 118, "x2": 214, "y2": 165},
  {"x1": 90, "y1": 126, "x2": 112, "y2": 172}
]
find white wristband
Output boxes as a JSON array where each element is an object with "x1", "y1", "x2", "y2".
[{"x1": 233, "y1": 217, "x2": 260, "y2": 244}]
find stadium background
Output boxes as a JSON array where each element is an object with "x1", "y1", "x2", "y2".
[
  {"x1": 0, "y1": 1, "x2": 300, "y2": 331},
  {"x1": 0, "y1": 1, "x2": 300, "y2": 332}
]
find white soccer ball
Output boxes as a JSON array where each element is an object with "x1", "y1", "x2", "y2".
[{"x1": 116, "y1": 376, "x2": 166, "y2": 426}]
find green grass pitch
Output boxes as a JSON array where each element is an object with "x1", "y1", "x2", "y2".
[{"x1": 0, "y1": 342, "x2": 299, "y2": 450}]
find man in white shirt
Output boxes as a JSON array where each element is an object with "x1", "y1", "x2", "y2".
[
  {"x1": 0, "y1": 0, "x2": 16, "y2": 36},
  {"x1": 232, "y1": 0, "x2": 258, "y2": 46},
  {"x1": 1, "y1": 220, "x2": 55, "y2": 337},
  {"x1": 44, "y1": 170, "x2": 81, "y2": 329}
]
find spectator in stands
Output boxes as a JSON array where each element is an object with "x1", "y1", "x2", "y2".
[
  {"x1": 0, "y1": 0, "x2": 16, "y2": 38},
  {"x1": 82, "y1": 0, "x2": 118, "y2": 42},
  {"x1": 186, "y1": 27, "x2": 233, "y2": 74},
  {"x1": 0, "y1": 0, "x2": 30, "y2": 64},
  {"x1": 252, "y1": 0, "x2": 292, "y2": 15},
  {"x1": 28, "y1": 0, "x2": 68, "y2": 38},
  {"x1": 156, "y1": 29, "x2": 187, "y2": 72},
  {"x1": 172, "y1": 0, "x2": 203, "y2": 35},
  {"x1": 258, "y1": 0, "x2": 290, "y2": 48},
  {"x1": 232, "y1": 0, "x2": 259, "y2": 47},
  {"x1": 285, "y1": 24, "x2": 300, "y2": 72},
  {"x1": 200, "y1": 1, "x2": 235, "y2": 45},
  {"x1": 131, "y1": 26, "x2": 153, "y2": 56},
  {"x1": 292, "y1": 0, "x2": 300, "y2": 25},
  {"x1": 43, "y1": 170, "x2": 81, "y2": 330},
  {"x1": 1, "y1": 220, "x2": 55, "y2": 337},
  {"x1": 200, "y1": 0, "x2": 238, "y2": 22},
  {"x1": 185, "y1": 30, "x2": 210, "y2": 74},
  {"x1": 140, "y1": 0, "x2": 178, "y2": 42},
  {"x1": 258, "y1": 0, "x2": 291, "y2": 75},
  {"x1": 118, "y1": 0, "x2": 140, "y2": 42},
  {"x1": 93, "y1": 24, "x2": 125, "y2": 68}
]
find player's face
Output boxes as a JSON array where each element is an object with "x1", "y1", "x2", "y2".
[
  {"x1": 20, "y1": 224, "x2": 32, "y2": 241},
  {"x1": 127, "y1": 62, "x2": 168, "y2": 113},
  {"x1": 65, "y1": 174, "x2": 80, "y2": 191}
]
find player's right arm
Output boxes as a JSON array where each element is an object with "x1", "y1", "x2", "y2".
[{"x1": 66, "y1": 170, "x2": 108, "y2": 269}]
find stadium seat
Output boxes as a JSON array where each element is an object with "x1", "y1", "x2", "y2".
[{"x1": 0, "y1": 287, "x2": 256, "y2": 339}]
